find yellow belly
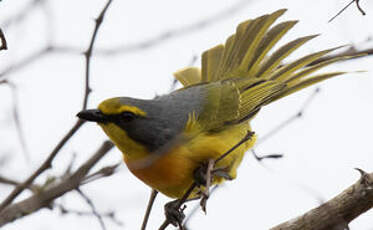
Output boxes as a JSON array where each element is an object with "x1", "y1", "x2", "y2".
[{"x1": 125, "y1": 125, "x2": 257, "y2": 198}]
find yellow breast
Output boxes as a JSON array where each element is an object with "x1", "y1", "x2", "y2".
[{"x1": 123, "y1": 124, "x2": 256, "y2": 198}]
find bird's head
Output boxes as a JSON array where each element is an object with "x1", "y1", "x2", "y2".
[{"x1": 77, "y1": 97, "x2": 152, "y2": 158}]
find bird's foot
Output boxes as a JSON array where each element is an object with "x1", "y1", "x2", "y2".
[
  {"x1": 194, "y1": 159, "x2": 233, "y2": 213},
  {"x1": 164, "y1": 200, "x2": 186, "y2": 227}
]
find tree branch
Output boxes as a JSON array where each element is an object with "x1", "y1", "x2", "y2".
[
  {"x1": 0, "y1": 119, "x2": 85, "y2": 213},
  {"x1": 82, "y1": 0, "x2": 113, "y2": 110},
  {"x1": 95, "y1": 0, "x2": 252, "y2": 56},
  {"x1": 0, "y1": 0, "x2": 114, "y2": 212},
  {"x1": 0, "y1": 141, "x2": 114, "y2": 227},
  {"x1": 270, "y1": 169, "x2": 373, "y2": 230},
  {"x1": 329, "y1": 0, "x2": 367, "y2": 23}
]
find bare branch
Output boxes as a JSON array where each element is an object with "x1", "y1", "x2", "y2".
[
  {"x1": 256, "y1": 87, "x2": 321, "y2": 146},
  {"x1": 7, "y1": 82, "x2": 30, "y2": 161},
  {"x1": 81, "y1": 162, "x2": 120, "y2": 185},
  {"x1": 0, "y1": 119, "x2": 85, "y2": 212},
  {"x1": 1, "y1": 0, "x2": 45, "y2": 29},
  {"x1": 270, "y1": 169, "x2": 373, "y2": 230},
  {"x1": 76, "y1": 188, "x2": 106, "y2": 230},
  {"x1": 82, "y1": 0, "x2": 113, "y2": 110},
  {"x1": 0, "y1": 141, "x2": 114, "y2": 227},
  {"x1": 0, "y1": 176, "x2": 39, "y2": 193},
  {"x1": 141, "y1": 189, "x2": 158, "y2": 230},
  {"x1": 56, "y1": 203, "x2": 123, "y2": 226},
  {"x1": 0, "y1": 81, "x2": 30, "y2": 161},
  {"x1": 0, "y1": 47, "x2": 51, "y2": 80},
  {"x1": 0, "y1": 0, "x2": 114, "y2": 212},
  {"x1": 96, "y1": 0, "x2": 252, "y2": 56}
]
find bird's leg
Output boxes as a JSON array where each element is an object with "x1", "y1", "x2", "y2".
[
  {"x1": 164, "y1": 196, "x2": 200, "y2": 228},
  {"x1": 164, "y1": 200, "x2": 186, "y2": 228},
  {"x1": 193, "y1": 159, "x2": 234, "y2": 213}
]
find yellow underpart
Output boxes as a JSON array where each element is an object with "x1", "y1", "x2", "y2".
[
  {"x1": 99, "y1": 114, "x2": 256, "y2": 198},
  {"x1": 98, "y1": 123, "x2": 149, "y2": 160},
  {"x1": 125, "y1": 124, "x2": 257, "y2": 198},
  {"x1": 98, "y1": 97, "x2": 146, "y2": 116}
]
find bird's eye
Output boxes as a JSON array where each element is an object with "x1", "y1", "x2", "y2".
[{"x1": 119, "y1": 111, "x2": 136, "y2": 122}]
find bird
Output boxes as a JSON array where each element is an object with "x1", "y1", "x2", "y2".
[{"x1": 77, "y1": 9, "x2": 352, "y2": 201}]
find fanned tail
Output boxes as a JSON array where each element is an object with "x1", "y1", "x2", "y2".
[{"x1": 173, "y1": 9, "x2": 356, "y2": 123}]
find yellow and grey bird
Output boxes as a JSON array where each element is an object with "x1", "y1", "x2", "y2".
[{"x1": 77, "y1": 9, "x2": 351, "y2": 199}]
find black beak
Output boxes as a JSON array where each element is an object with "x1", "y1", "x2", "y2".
[{"x1": 77, "y1": 109, "x2": 106, "y2": 123}]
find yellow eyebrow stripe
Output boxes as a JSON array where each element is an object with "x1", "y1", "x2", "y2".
[
  {"x1": 98, "y1": 98, "x2": 147, "y2": 117},
  {"x1": 117, "y1": 105, "x2": 147, "y2": 116}
]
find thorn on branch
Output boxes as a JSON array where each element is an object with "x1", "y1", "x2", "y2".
[
  {"x1": 251, "y1": 150, "x2": 284, "y2": 162},
  {"x1": 355, "y1": 0, "x2": 366, "y2": 15},
  {"x1": 0, "y1": 29, "x2": 7, "y2": 50},
  {"x1": 355, "y1": 168, "x2": 373, "y2": 189},
  {"x1": 76, "y1": 188, "x2": 107, "y2": 230}
]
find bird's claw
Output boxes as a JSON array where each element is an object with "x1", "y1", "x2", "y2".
[{"x1": 164, "y1": 200, "x2": 186, "y2": 227}]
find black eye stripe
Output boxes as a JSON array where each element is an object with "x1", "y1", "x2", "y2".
[
  {"x1": 120, "y1": 111, "x2": 136, "y2": 121},
  {"x1": 107, "y1": 111, "x2": 137, "y2": 122}
]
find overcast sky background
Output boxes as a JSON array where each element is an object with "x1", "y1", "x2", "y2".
[{"x1": 1, "y1": 0, "x2": 373, "y2": 229}]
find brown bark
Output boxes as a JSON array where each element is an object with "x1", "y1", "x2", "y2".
[
  {"x1": 0, "y1": 141, "x2": 114, "y2": 227},
  {"x1": 271, "y1": 169, "x2": 373, "y2": 230}
]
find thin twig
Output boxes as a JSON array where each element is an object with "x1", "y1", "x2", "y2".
[
  {"x1": 7, "y1": 82, "x2": 30, "y2": 162},
  {"x1": 215, "y1": 131, "x2": 255, "y2": 164},
  {"x1": 82, "y1": 0, "x2": 113, "y2": 110},
  {"x1": 56, "y1": 203, "x2": 123, "y2": 226},
  {"x1": 76, "y1": 188, "x2": 106, "y2": 230},
  {"x1": 0, "y1": 29, "x2": 7, "y2": 50},
  {"x1": 0, "y1": 46, "x2": 51, "y2": 80},
  {"x1": 0, "y1": 176, "x2": 39, "y2": 193},
  {"x1": 0, "y1": 119, "x2": 85, "y2": 213},
  {"x1": 256, "y1": 87, "x2": 320, "y2": 146},
  {"x1": 141, "y1": 189, "x2": 158, "y2": 230},
  {"x1": 0, "y1": 46, "x2": 81, "y2": 80},
  {"x1": 1, "y1": 0, "x2": 45, "y2": 29},
  {"x1": 329, "y1": 0, "x2": 366, "y2": 23},
  {"x1": 81, "y1": 162, "x2": 121, "y2": 185},
  {"x1": 64, "y1": 152, "x2": 77, "y2": 176},
  {"x1": 0, "y1": 0, "x2": 114, "y2": 213},
  {"x1": 96, "y1": 0, "x2": 252, "y2": 56},
  {"x1": 0, "y1": 141, "x2": 114, "y2": 227}
]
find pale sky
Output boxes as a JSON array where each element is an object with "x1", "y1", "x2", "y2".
[{"x1": 0, "y1": 0, "x2": 373, "y2": 229}]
